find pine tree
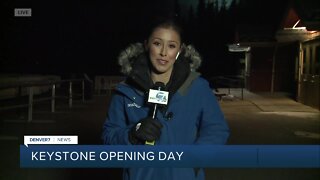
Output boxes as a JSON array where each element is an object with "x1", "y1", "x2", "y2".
[{"x1": 197, "y1": 0, "x2": 206, "y2": 19}]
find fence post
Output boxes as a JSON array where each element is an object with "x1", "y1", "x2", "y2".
[
  {"x1": 241, "y1": 87, "x2": 244, "y2": 100},
  {"x1": 17, "y1": 85, "x2": 23, "y2": 118},
  {"x1": 241, "y1": 79, "x2": 244, "y2": 100},
  {"x1": 228, "y1": 79, "x2": 231, "y2": 94},
  {"x1": 69, "y1": 81, "x2": 72, "y2": 108},
  {"x1": 82, "y1": 80, "x2": 85, "y2": 102},
  {"x1": 28, "y1": 87, "x2": 34, "y2": 122},
  {"x1": 51, "y1": 84, "x2": 55, "y2": 112}
]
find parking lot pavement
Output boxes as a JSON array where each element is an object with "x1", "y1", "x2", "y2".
[
  {"x1": 216, "y1": 88, "x2": 319, "y2": 145},
  {"x1": 205, "y1": 88, "x2": 320, "y2": 180}
]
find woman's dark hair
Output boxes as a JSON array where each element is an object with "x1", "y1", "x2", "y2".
[{"x1": 145, "y1": 17, "x2": 184, "y2": 44}]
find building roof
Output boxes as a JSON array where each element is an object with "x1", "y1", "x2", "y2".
[{"x1": 235, "y1": 0, "x2": 320, "y2": 42}]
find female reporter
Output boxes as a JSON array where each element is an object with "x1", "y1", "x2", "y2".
[{"x1": 102, "y1": 18, "x2": 229, "y2": 180}]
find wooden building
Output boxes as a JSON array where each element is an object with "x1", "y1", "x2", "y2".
[{"x1": 229, "y1": 0, "x2": 320, "y2": 110}]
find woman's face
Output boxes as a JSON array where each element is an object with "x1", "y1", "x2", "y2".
[{"x1": 146, "y1": 27, "x2": 181, "y2": 74}]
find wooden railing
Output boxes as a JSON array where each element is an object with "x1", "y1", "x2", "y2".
[{"x1": 0, "y1": 79, "x2": 91, "y2": 122}]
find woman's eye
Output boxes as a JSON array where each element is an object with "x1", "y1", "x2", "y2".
[
  {"x1": 153, "y1": 42, "x2": 161, "y2": 46},
  {"x1": 169, "y1": 44, "x2": 176, "y2": 48}
]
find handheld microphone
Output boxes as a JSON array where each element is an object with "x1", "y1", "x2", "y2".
[{"x1": 145, "y1": 82, "x2": 168, "y2": 145}]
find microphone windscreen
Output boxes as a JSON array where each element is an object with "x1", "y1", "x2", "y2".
[{"x1": 153, "y1": 82, "x2": 165, "y2": 90}]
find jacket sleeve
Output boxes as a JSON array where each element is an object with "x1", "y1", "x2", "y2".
[
  {"x1": 102, "y1": 92, "x2": 132, "y2": 145},
  {"x1": 194, "y1": 79, "x2": 230, "y2": 144}
]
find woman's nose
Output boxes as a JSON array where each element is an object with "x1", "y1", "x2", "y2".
[{"x1": 160, "y1": 46, "x2": 167, "y2": 56}]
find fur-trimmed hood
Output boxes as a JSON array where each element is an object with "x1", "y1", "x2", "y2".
[{"x1": 118, "y1": 43, "x2": 202, "y2": 75}]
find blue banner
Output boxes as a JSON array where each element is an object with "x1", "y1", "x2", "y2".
[{"x1": 20, "y1": 145, "x2": 320, "y2": 168}]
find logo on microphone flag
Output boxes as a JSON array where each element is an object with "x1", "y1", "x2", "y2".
[{"x1": 148, "y1": 89, "x2": 169, "y2": 105}]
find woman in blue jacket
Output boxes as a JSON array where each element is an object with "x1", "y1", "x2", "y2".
[{"x1": 102, "y1": 18, "x2": 229, "y2": 180}]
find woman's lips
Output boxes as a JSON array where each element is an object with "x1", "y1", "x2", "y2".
[{"x1": 157, "y1": 59, "x2": 168, "y2": 65}]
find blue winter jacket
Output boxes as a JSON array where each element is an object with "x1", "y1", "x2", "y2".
[{"x1": 102, "y1": 72, "x2": 229, "y2": 180}]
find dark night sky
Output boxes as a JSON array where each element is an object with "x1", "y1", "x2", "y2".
[
  {"x1": 1, "y1": 0, "x2": 179, "y2": 75},
  {"x1": 1, "y1": 0, "x2": 319, "y2": 77}
]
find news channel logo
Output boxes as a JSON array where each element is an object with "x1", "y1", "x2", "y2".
[
  {"x1": 155, "y1": 92, "x2": 167, "y2": 103},
  {"x1": 14, "y1": 8, "x2": 32, "y2": 17},
  {"x1": 148, "y1": 89, "x2": 169, "y2": 105}
]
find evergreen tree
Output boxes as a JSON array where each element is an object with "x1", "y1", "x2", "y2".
[
  {"x1": 188, "y1": 5, "x2": 195, "y2": 22},
  {"x1": 221, "y1": 0, "x2": 227, "y2": 12},
  {"x1": 174, "y1": 0, "x2": 181, "y2": 19},
  {"x1": 214, "y1": 0, "x2": 219, "y2": 13},
  {"x1": 197, "y1": 0, "x2": 206, "y2": 19}
]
